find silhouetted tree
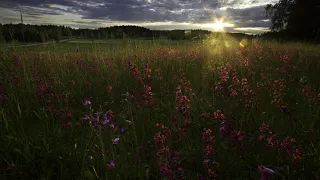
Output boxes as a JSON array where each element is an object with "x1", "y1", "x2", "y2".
[
  {"x1": 67, "y1": 29, "x2": 72, "y2": 40},
  {"x1": 110, "y1": 32, "x2": 114, "y2": 39},
  {"x1": 40, "y1": 32, "x2": 46, "y2": 43},
  {"x1": 95, "y1": 31, "x2": 101, "y2": 39},
  {"x1": 54, "y1": 28, "x2": 62, "y2": 42},
  {"x1": 89, "y1": 31, "x2": 94, "y2": 39},
  {"x1": 266, "y1": 0, "x2": 320, "y2": 42},
  {"x1": 0, "y1": 24, "x2": 4, "y2": 43}
]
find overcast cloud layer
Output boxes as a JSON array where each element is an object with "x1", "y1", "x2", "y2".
[{"x1": 0, "y1": 0, "x2": 278, "y2": 34}]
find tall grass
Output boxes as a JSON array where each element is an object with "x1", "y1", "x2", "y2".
[{"x1": 1, "y1": 37, "x2": 320, "y2": 179}]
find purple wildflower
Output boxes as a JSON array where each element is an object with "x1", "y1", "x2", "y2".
[
  {"x1": 109, "y1": 123, "x2": 115, "y2": 128},
  {"x1": 93, "y1": 112, "x2": 100, "y2": 120},
  {"x1": 92, "y1": 122, "x2": 99, "y2": 129},
  {"x1": 112, "y1": 136, "x2": 120, "y2": 144},
  {"x1": 83, "y1": 99, "x2": 91, "y2": 106},
  {"x1": 107, "y1": 161, "x2": 115, "y2": 168},
  {"x1": 103, "y1": 114, "x2": 110, "y2": 124},
  {"x1": 102, "y1": 120, "x2": 109, "y2": 125},
  {"x1": 122, "y1": 92, "x2": 129, "y2": 97},
  {"x1": 263, "y1": 167, "x2": 275, "y2": 174},
  {"x1": 258, "y1": 164, "x2": 275, "y2": 180},
  {"x1": 125, "y1": 120, "x2": 132, "y2": 124},
  {"x1": 197, "y1": 173, "x2": 205, "y2": 180},
  {"x1": 83, "y1": 114, "x2": 90, "y2": 121},
  {"x1": 280, "y1": 106, "x2": 290, "y2": 113}
]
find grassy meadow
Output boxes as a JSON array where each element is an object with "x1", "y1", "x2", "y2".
[{"x1": 1, "y1": 36, "x2": 320, "y2": 179}]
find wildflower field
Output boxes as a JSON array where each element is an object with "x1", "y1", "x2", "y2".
[{"x1": 1, "y1": 37, "x2": 320, "y2": 179}]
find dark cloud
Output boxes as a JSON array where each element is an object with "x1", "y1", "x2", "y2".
[
  {"x1": 0, "y1": 0, "x2": 275, "y2": 33},
  {"x1": 219, "y1": 6, "x2": 270, "y2": 29},
  {"x1": 223, "y1": 6, "x2": 267, "y2": 21}
]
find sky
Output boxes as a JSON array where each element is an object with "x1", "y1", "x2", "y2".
[{"x1": 0, "y1": 0, "x2": 278, "y2": 34}]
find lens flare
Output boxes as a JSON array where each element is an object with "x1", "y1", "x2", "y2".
[
  {"x1": 239, "y1": 39, "x2": 248, "y2": 48},
  {"x1": 202, "y1": 18, "x2": 234, "y2": 32}
]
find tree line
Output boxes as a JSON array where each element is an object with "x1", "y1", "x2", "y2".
[
  {"x1": 0, "y1": 24, "x2": 207, "y2": 43},
  {"x1": 0, "y1": 23, "x2": 255, "y2": 43}
]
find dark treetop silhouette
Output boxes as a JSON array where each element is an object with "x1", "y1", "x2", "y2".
[{"x1": 265, "y1": 0, "x2": 320, "y2": 43}]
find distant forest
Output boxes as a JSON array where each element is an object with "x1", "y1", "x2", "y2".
[
  {"x1": 0, "y1": 23, "x2": 258, "y2": 43},
  {"x1": 0, "y1": 23, "x2": 318, "y2": 44}
]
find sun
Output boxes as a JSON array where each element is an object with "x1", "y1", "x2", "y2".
[
  {"x1": 212, "y1": 20, "x2": 224, "y2": 31},
  {"x1": 202, "y1": 18, "x2": 234, "y2": 31}
]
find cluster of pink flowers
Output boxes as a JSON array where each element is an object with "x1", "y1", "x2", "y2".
[
  {"x1": 258, "y1": 123, "x2": 303, "y2": 159},
  {"x1": 141, "y1": 85, "x2": 154, "y2": 106},
  {"x1": 128, "y1": 62, "x2": 155, "y2": 107},
  {"x1": 238, "y1": 78, "x2": 258, "y2": 109},
  {"x1": 228, "y1": 73, "x2": 240, "y2": 98},
  {"x1": 128, "y1": 61, "x2": 143, "y2": 83},
  {"x1": 237, "y1": 50, "x2": 249, "y2": 67},
  {"x1": 217, "y1": 63, "x2": 232, "y2": 82},
  {"x1": 213, "y1": 110, "x2": 224, "y2": 119},
  {"x1": 301, "y1": 84, "x2": 319, "y2": 104},
  {"x1": 154, "y1": 123, "x2": 171, "y2": 147},
  {"x1": 257, "y1": 69, "x2": 272, "y2": 92},
  {"x1": 270, "y1": 79, "x2": 286, "y2": 105},
  {"x1": 201, "y1": 128, "x2": 218, "y2": 179},
  {"x1": 215, "y1": 64, "x2": 258, "y2": 108},
  {"x1": 82, "y1": 99, "x2": 116, "y2": 129},
  {"x1": 35, "y1": 77, "x2": 53, "y2": 101},
  {"x1": 130, "y1": 84, "x2": 154, "y2": 108},
  {"x1": 143, "y1": 64, "x2": 152, "y2": 82},
  {"x1": 175, "y1": 86, "x2": 191, "y2": 115},
  {"x1": 157, "y1": 150, "x2": 184, "y2": 180},
  {"x1": 200, "y1": 112, "x2": 211, "y2": 119},
  {"x1": 219, "y1": 120, "x2": 245, "y2": 146},
  {"x1": 302, "y1": 84, "x2": 316, "y2": 97},
  {"x1": 154, "y1": 123, "x2": 184, "y2": 179},
  {"x1": 75, "y1": 58, "x2": 98, "y2": 72}
]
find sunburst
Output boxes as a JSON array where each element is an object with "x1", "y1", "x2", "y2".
[{"x1": 202, "y1": 18, "x2": 234, "y2": 31}]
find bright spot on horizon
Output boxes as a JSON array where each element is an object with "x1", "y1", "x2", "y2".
[{"x1": 202, "y1": 18, "x2": 234, "y2": 31}]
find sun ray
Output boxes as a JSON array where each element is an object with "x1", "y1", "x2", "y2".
[{"x1": 202, "y1": 18, "x2": 235, "y2": 32}]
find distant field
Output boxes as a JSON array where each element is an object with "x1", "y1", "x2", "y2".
[{"x1": 1, "y1": 37, "x2": 320, "y2": 179}]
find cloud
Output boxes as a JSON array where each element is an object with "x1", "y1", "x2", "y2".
[{"x1": 0, "y1": 0, "x2": 277, "y2": 33}]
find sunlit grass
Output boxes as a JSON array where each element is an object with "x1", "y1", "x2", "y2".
[{"x1": 1, "y1": 38, "x2": 320, "y2": 179}]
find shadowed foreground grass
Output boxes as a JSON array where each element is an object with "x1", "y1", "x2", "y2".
[{"x1": 1, "y1": 38, "x2": 320, "y2": 179}]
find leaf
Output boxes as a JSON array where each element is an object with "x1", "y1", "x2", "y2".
[
  {"x1": 2, "y1": 111, "x2": 8, "y2": 130},
  {"x1": 220, "y1": 142, "x2": 228, "y2": 150},
  {"x1": 84, "y1": 170, "x2": 94, "y2": 180},
  {"x1": 145, "y1": 168, "x2": 150, "y2": 180},
  {"x1": 17, "y1": 103, "x2": 22, "y2": 117},
  {"x1": 13, "y1": 148, "x2": 23, "y2": 155}
]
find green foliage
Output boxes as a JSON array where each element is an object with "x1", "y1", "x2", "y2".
[{"x1": 1, "y1": 39, "x2": 320, "y2": 179}]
